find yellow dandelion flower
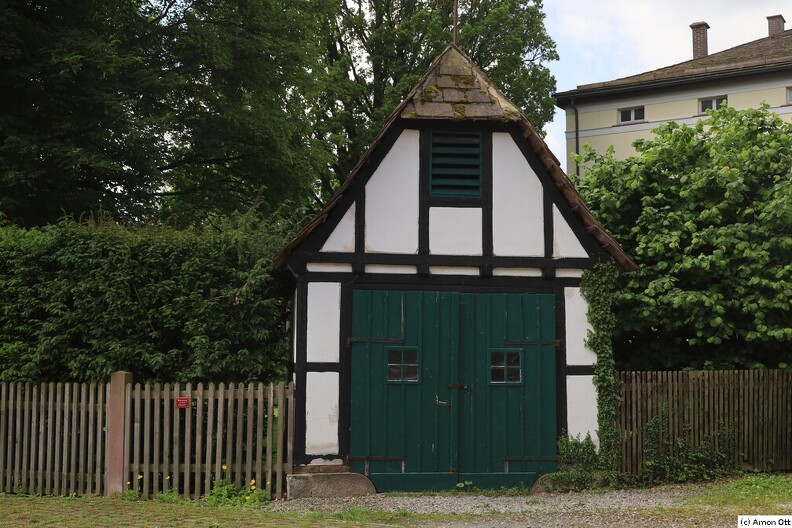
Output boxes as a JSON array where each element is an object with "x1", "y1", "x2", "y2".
[
  {"x1": 137, "y1": 474, "x2": 143, "y2": 480},
  {"x1": 165, "y1": 475, "x2": 170, "y2": 480},
  {"x1": 126, "y1": 481, "x2": 131, "y2": 486},
  {"x1": 250, "y1": 479, "x2": 256, "y2": 485},
  {"x1": 250, "y1": 485, "x2": 256, "y2": 490},
  {"x1": 221, "y1": 464, "x2": 227, "y2": 471}
]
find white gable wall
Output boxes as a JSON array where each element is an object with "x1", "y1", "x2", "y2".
[
  {"x1": 492, "y1": 132, "x2": 544, "y2": 256},
  {"x1": 365, "y1": 130, "x2": 420, "y2": 254},
  {"x1": 321, "y1": 204, "x2": 355, "y2": 253},
  {"x1": 429, "y1": 207, "x2": 482, "y2": 255},
  {"x1": 553, "y1": 206, "x2": 589, "y2": 258}
]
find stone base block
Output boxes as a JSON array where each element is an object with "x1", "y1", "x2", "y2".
[{"x1": 287, "y1": 472, "x2": 376, "y2": 499}]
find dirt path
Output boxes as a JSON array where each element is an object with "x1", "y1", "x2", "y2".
[{"x1": 265, "y1": 483, "x2": 736, "y2": 527}]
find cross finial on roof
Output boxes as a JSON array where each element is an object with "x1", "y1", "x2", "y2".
[{"x1": 453, "y1": 0, "x2": 459, "y2": 45}]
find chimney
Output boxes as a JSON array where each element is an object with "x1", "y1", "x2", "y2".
[
  {"x1": 768, "y1": 15, "x2": 786, "y2": 36},
  {"x1": 690, "y1": 21, "x2": 710, "y2": 59}
]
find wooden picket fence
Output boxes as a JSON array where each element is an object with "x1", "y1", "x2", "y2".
[
  {"x1": 0, "y1": 375, "x2": 294, "y2": 499},
  {"x1": 124, "y1": 381, "x2": 295, "y2": 499},
  {"x1": 619, "y1": 370, "x2": 792, "y2": 474},
  {"x1": 0, "y1": 382, "x2": 106, "y2": 496}
]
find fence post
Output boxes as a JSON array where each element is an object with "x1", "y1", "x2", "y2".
[{"x1": 106, "y1": 371, "x2": 132, "y2": 496}]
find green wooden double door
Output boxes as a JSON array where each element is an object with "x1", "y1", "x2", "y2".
[{"x1": 350, "y1": 290, "x2": 557, "y2": 491}]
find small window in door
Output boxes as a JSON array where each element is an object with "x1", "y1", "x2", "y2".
[
  {"x1": 386, "y1": 348, "x2": 419, "y2": 382},
  {"x1": 490, "y1": 350, "x2": 521, "y2": 384}
]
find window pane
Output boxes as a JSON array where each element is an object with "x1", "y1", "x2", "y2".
[
  {"x1": 701, "y1": 99, "x2": 713, "y2": 112},
  {"x1": 403, "y1": 366, "x2": 418, "y2": 381},
  {"x1": 387, "y1": 365, "x2": 402, "y2": 381},
  {"x1": 620, "y1": 110, "x2": 631, "y2": 122},
  {"x1": 716, "y1": 97, "x2": 726, "y2": 108},
  {"x1": 491, "y1": 351, "x2": 504, "y2": 366},
  {"x1": 507, "y1": 352, "x2": 520, "y2": 367},
  {"x1": 491, "y1": 367, "x2": 505, "y2": 382},
  {"x1": 506, "y1": 367, "x2": 521, "y2": 382},
  {"x1": 787, "y1": 88, "x2": 792, "y2": 104},
  {"x1": 634, "y1": 107, "x2": 644, "y2": 120},
  {"x1": 387, "y1": 349, "x2": 402, "y2": 365},
  {"x1": 403, "y1": 350, "x2": 418, "y2": 365}
]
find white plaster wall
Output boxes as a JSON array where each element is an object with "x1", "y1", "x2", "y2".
[
  {"x1": 305, "y1": 371, "x2": 339, "y2": 455},
  {"x1": 566, "y1": 375, "x2": 599, "y2": 447},
  {"x1": 553, "y1": 206, "x2": 588, "y2": 258},
  {"x1": 492, "y1": 267, "x2": 542, "y2": 277},
  {"x1": 429, "y1": 266, "x2": 479, "y2": 276},
  {"x1": 565, "y1": 287, "x2": 596, "y2": 366},
  {"x1": 306, "y1": 282, "x2": 341, "y2": 363},
  {"x1": 365, "y1": 264, "x2": 418, "y2": 274},
  {"x1": 365, "y1": 130, "x2": 419, "y2": 254},
  {"x1": 429, "y1": 207, "x2": 482, "y2": 255},
  {"x1": 491, "y1": 132, "x2": 544, "y2": 256},
  {"x1": 556, "y1": 268, "x2": 585, "y2": 278},
  {"x1": 306, "y1": 263, "x2": 353, "y2": 273},
  {"x1": 321, "y1": 203, "x2": 355, "y2": 252}
]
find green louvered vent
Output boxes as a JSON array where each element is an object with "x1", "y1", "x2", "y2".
[{"x1": 430, "y1": 132, "x2": 482, "y2": 197}]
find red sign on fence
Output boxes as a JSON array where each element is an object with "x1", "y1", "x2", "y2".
[{"x1": 175, "y1": 397, "x2": 190, "y2": 409}]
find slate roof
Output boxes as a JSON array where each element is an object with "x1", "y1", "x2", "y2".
[
  {"x1": 275, "y1": 44, "x2": 637, "y2": 272},
  {"x1": 557, "y1": 28, "x2": 792, "y2": 105}
]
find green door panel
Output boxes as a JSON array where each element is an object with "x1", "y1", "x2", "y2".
[{"x1": 350, "y1": 290, "x2": 557, "y2": 491}]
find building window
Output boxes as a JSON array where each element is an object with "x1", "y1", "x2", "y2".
[
  {"x1": 787, "y1": 87, "x2": 792, "y2": 104},
  {"x1": 490, "y1": 350, "x2": 521, "y2": 384},
  {"x1": 429, "y1": 131, "x2": 482, "y2": 198},
  {"x1": 700, "y1": 96, "x2": 727, "y2": 113},
  {"x1": 386, "y1": 348, "x2": 419, "y2": 382},
  {"x1": 618, "y1": 106, "x2": 645, "y2": 124}
]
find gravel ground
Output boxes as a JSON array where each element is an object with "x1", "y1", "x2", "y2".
[{"x1": 264, "y1": 483, "x2": 735, "y2": 527}]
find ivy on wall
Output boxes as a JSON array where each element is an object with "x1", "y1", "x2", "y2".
[
  {"x1": 543, "y1": 260, "x2": 621, "y2": 491},
  {"x1": 581, "y1": 260, "x2": 621, "y2": 478}
]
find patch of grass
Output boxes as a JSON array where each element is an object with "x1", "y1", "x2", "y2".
[
  {"x1": 687, "y1": 473, "x2": 792, "y2": 511},
  {"x1": 0, "y1": 495, "x2": 442, "y2": 527},
  {"x1": 152, "y1": 490, "x2": 181, "y2": 504}
]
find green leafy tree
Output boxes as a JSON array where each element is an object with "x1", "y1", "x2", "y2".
[
  {"x1": 574, "y1": 105, "x2": 792, "y2": 370},
  {"x1": 314, "y1": 0, "x2": 558, "y2": 197},
  {"x1": 0, "y1": 0, "x2": 330, "y2": 226}
]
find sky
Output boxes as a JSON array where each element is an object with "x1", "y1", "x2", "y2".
[{"x1": 540, "y1": 0, "x2": 786, "y2": 156}]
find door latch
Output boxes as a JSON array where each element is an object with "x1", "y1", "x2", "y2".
[{"x1": 435, "y1": 395, "x2": 449, "y2": 407}]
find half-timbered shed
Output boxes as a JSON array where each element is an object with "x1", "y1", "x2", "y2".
[{"x1": 275, "y1": 44, "x2": 636, "y2": 492}]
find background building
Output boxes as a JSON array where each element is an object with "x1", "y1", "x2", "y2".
[{"x1": 556, "y1": 15, "x2": 792, "y2": 175}]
